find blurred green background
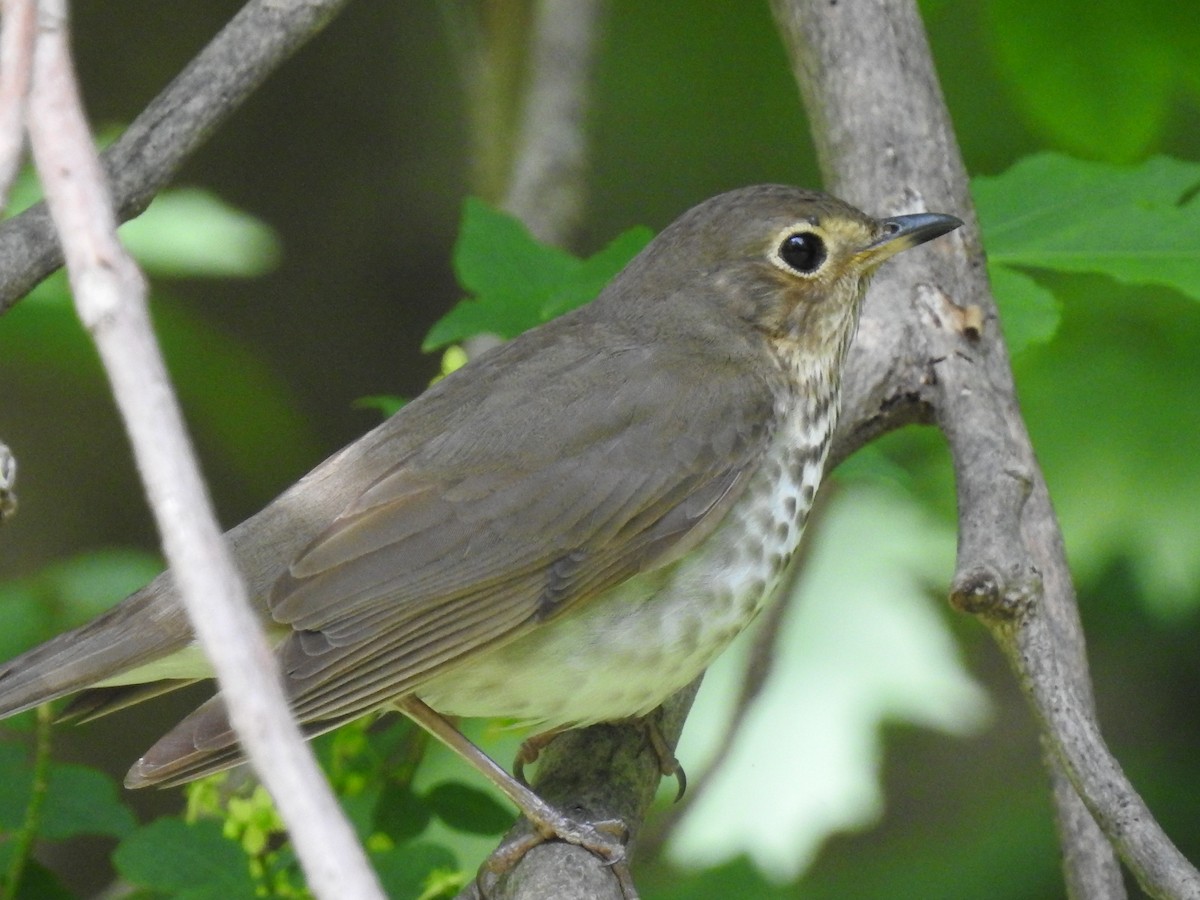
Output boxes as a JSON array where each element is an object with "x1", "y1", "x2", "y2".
[{"x1": 0, "y1": 1, "x2": 1198, "y2": 897}]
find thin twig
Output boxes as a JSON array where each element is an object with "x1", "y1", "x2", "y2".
[{"x1": 24, "y1": 3, "x2": 382, "y2": 897}]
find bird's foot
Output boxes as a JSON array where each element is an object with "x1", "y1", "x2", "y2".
[
  {"x1": 512, "y1": 727, "x2": 564, "y2": 787},
  {"x1": 514, "y1": 715, "x2": 686, "y2": 800},
  {"x1": 477, "y1": 811, "x2": 637, "y2": 899},
  {"x1": 641, "y1": 714, "x2": 686, "y2": 801}
]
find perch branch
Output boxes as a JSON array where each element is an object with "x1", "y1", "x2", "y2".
[
  {"x1": 772, "y1": 1, "x2": 1200, "y2": 897},
  {"x1": 24, "y1": 3, "x2": 382, "y2": 898}
]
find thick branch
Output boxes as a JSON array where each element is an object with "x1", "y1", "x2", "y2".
[
  {"x1": 24, "y1": 3, "x2": 381, "y2": 898},
  {"x1": 466, "y1": 686, "x2": 699, "y2": 900},
  {"x1": 772, "y1": 1, "x2": 1200, "y2": 897},
  {"x1": 0, "y1": 0, "x2": 351, "y2": 315}
]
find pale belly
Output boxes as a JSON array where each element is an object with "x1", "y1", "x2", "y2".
[{"x1": 417, "y1": 430, "x2": 827, "y2": 730}]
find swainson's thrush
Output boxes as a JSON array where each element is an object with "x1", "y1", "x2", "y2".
[{"x1": 0, "y1": 186, "x2": 959, "y2": 867}]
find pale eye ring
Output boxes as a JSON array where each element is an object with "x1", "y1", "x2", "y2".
[{"x1": 777, "y1": 231, "x2": 826, "y2": 274}]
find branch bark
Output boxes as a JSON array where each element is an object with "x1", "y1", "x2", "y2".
[
  {"x1": 0, "y1": 0, "x2": 352, "y2": 315},
  {"x1": 501, "y1": 0, "x2": 605, "y2": 246},
  {"x1": 23, "y1": 2, "x2": 381, "y2": 898},
  {"x1": 0, "y1": 0, "x2": 36, "y2": 208},
  {"x1": 771, "y1": 1, "x2": 1200, "y2": 898},
  {"x1": 0, "y1": 440, "x2": 15, "y2": 524}
]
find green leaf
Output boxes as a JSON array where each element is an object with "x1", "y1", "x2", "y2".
[
  {"x1": 982, "y1": 0, "x2": 1192, "y2": 160},
  {"x1": 541, "y1": 225, "x2": 654, "y2": 318},
  {"x1": 424, "y1": 199, "x2": 653, "y2": 350},
  {"x1": 986, "y1": 265, "x2": 1062, "y2": 354},
  {"x1": 0, "y1": 743, "x2": 34, "y2": 831},
  {"x1": 974, "y1": 154, "x2": 1200, "y2": 301},
  {"x1": 114, "y1": 818, "x2": 258, "y2": 900},
  {"x1": 340, "y1": 785, "x2": 384, "y2": 844},
  {"x1": 41, "y1": 549, "x2": 163, "y2": 626},
  {"x1": 6, "y1": 859, "x2": 75, "y2": 900},
  {"x1": 0, "y1": 550, "x2": 162, "y2": 658},
  {"x1": 353, "y1": 395, "x2": 408, "y2": 418},
  {"x1": 454, "y1": 198, "x2": 579, "y2": 300},
  {"x1": 425, "y1": 782, "x2": 513, "y2": 836},
  {"x1": 373, "y1": 783, "x2": 432, "y2": 843},
  {"x1": 424, "y1": 198, "x2": 578, "y2": 350},
  {"x1": 119, "y1": 188, "x2": 282, "y2": 278},
  {"x1": 0, "y1": 585, "x2": 53, "y2": 662},
  {"x1": 40, "y1": 763, "x2": 136, "y2": 840},
  {"x1": 1012, "y1": 277, "x2": 1200, "y2": 617}
]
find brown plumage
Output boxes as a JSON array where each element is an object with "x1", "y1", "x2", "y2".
[{"x1": 0, "y1": 186, "x2": 960, "y2": 795}]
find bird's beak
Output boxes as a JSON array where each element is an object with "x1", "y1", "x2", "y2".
[{"x1": 859, "y1": 212, "x2": 963, "y2": 267}]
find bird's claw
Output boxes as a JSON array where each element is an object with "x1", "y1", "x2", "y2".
[{"x1": 477, "y1": 810, "x2": 637, "y2": 899}]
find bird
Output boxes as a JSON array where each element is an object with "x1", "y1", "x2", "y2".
[{"x1": 0, "y1": 185, "x2": 959, "y2": 867}]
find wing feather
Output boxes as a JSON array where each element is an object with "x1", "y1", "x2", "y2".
[{"x1": 133, "y1": 310, "x2": 785, "y2": 782}]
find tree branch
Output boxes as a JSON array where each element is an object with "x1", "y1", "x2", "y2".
[
  {"x1": 0, "y1": 440, "x2": 15, "y2": 524},
  {"x1": 0, "y1": 0, "x2": 36, "y2": 209},
  {"x1": 23, "y1": 3, "x2": 381, "y2": 897},
  {"x1": 0, "y1": 0, "x2": 352, "y2": 316},
  {"x1": 771, "y1": 1, "x2": 1200, "y2": 897},
  {"x1": 501, "y1": 0, "x2": 606, "y2": 246}
]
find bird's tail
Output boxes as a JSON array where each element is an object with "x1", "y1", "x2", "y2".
[{"x1": 0, "y1": 576, "x2": 195, "y2": 719}]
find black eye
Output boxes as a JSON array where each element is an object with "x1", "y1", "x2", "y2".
[{"x1": 778, "y1": 232, "x2": 826, "y2": 274}]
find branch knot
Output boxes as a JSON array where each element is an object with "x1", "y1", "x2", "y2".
[{"x1": 949, "y1": 563, "x2": 1041, "y2": 621}]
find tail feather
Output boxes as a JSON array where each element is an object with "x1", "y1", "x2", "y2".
[
  {"x1": 125, "y1": 695, "x2": 362, "y2": 788},
  {"x1": 0, "y1": 579, "x2": 193, "y2": 718},
  {"x1": 58, "y1": 679, "x2": 200, "y2": 724}
]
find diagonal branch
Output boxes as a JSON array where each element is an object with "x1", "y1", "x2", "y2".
[
  {"x1": 23, "y1": 2, "x2": 381, "y2": 897},
  {"x1": 0, "y1": 0, "x2": 353, "y2": 316},
  {"x1": 771, "y1": 1, "x2": 1200, "y2": 898},
  {"x1": 0, "y1": 0, "x2": 36, "y2": 208}
]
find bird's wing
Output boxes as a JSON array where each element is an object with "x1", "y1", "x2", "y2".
[
  {"x1": 128, "y1": 319, "x2": 783, "y2": 784},
  {"x1": 270, "y1": 332, "x2": 780, "y2": 723}
]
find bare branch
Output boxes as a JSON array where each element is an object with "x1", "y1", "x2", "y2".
[
  {"x1": 502, "y1": 0, "x2": 606, "y2": 246},
  {"x1": 771, "y1": 1, "x2": 1200, "y2": 897},
  {"x1": 24, "y1": 3, "x2": 381, "y2": 897},
  {"x1": 0, "y1": 0, "x2": 353, "y2": 316},
  {"x1": 0, "y1": 440, "x2": 15, "y2": 523},
  {"x1": 0, "y1": 0, "x2": 36, "y2": 207}
]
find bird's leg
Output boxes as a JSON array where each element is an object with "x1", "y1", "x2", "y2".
[{"x1": 394, "y1": 697, "x2": 637, "y2": 897}]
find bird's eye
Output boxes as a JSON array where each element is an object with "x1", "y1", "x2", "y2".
[{"x1": 777, "y1": 232, "x2": 826, "y2": 274}]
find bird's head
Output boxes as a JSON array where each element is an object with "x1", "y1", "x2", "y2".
[{"x1": 607, "y1": 185, "x2": 961, "y2": 381}]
